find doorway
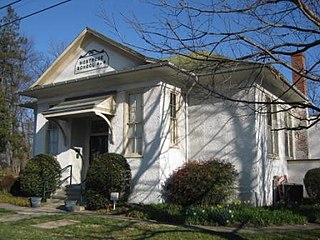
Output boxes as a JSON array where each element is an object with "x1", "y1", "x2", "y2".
[
  {"x1": 89, "y1": 135, "x2": 108, "y2": 163},
  {"x1": 89, "y1": 119, "x2": 109, "y2": 163}
]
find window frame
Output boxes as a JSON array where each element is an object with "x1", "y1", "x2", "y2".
[
  {"x1": 169, "y1": 91, "x2": 179, "y2": 146},
  {"x1": 125, "y1": 92, "x2": 143, "y2": 157},
  {"x1": 46, "y1": 121, "x2": 59, "y2": 155},
  {"x1": 266, "y1": 96, "x2": 279, "y2": 158},
  {"x1": 284, "y1": 111, "x2": 294, "y2": 159}
]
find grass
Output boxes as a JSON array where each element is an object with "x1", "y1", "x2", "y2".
[
  {"x1": 0, "y1": 214, "x2": 318, "y2": 239},
  {"x1": 238, "y1": 230, "x2": 320, "y2": 240},
  {"x1": 0, "y1": 208, "x2": 15, "y2": 216}
]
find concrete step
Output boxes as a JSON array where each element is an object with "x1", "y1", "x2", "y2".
[
  {"x1": 52, "y1": 188, "x2": 67, "y2": 200},
  {"x1": 65, "y1": 184, "x2": 84, "y2": 203},
  {"x1": 65, "y1": 184, "x2": 82, "y2": 191},
  {"x1": 43, "y1": 198, "x2": 65, "y2": 209}
]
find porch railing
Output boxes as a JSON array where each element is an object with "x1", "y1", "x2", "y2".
[
  {"x1": 42, "y1": 165, "x2": 73, "y2": 201},
  {"x1": 80, "y1": 178, "x2": 87, "y2": 204},
  {"x1": 59, "y1": 165, "x2": 73, "y2": 186}
]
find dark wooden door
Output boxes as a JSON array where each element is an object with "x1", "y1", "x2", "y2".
[{"x1": 89, "y1": 135, "x2": 108, "y2": 163}]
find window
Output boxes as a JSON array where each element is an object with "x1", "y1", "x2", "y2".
[
  {"x1": 46, "y1": 121, "x2": 59, "y2": 155},
  {"x1": 170, "y1": 92, "x2": 178, "y2": 145},
  {"x1": 284, "y1": 112, "x2": 294, "y2": 158},
  {"x1": 266, "y1": 97, "x2": 279, "y2": 156},
  {"x1": 127, "y1": 93, "x2": 143, "y2": 155}
]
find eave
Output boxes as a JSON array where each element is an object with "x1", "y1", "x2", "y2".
[{"x1": 19, "y1": 61, "x2": 193, "y2": 99}]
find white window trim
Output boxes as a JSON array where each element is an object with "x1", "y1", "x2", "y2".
[
  {"x1": 124, "y1": 91, "x2": 143, "y2": 157},
  {"x1": 266, "y1": 96, "x2": 279, "y2": 159},
  {"x1": 169, "y1": 91, "x2": 179, "y2": 147},
  {"x1": 284, "y1": 111, "x2": 294, "y2": 159},
  {"x1": 46, "y1": 121, "x2": 59, "y2": 155}
]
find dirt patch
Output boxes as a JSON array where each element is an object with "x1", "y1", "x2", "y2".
[{"x1": 32, "y1": 219, "x2": 80, "y2": 229}]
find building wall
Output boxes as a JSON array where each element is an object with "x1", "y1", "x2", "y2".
[
  {"x1": 110, "y1": 84, "x2": 163, "y2": 204},
  {"x1": 254, "y1": 87, "x2": 288, "y2": 206},
  {"x1": 287, "y1": 122, "x2": 320, "y2": 197},
  {"x1": 33, "y1": 103, "x2": 49, "y2": 155},
  {"x1": 187, "y1": 85, "x2": 292, "y2": 206},
  {"x1": 188, "y1": 86, "x2": 260, "y2": 204},
  {"x1": 109, "y1": 81, "x2": 187, "y2": 203},
  {"x1": 287, "y1": 160, "x2": 320, "y2": 196},
  {"x1": 158, "y1": 84, "x2": 187, "y2": 195},
  {"x1": 53, "y1": 39, "x2": 141, "y2": 84},
  {"x1": 309, "y1": 122, "x2": 320, "y2": 159},
  {"x1": 34, "y1": 102, "x2": 81, "y2": 185},
  {"x1": 34, "y1": 79, "x2": 171, "y2": 203}
]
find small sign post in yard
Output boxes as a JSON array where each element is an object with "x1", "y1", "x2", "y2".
[{"x1": 110, "y1": 192, "x2": 119, "y2": 210}]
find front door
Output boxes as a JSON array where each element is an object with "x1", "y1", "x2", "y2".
[
  {"x1": 89, "y1": 135, "x2": 108, "y2": 163},
  {"x1": 89, "y1": 119, "x2": 109, "y2": 163}
]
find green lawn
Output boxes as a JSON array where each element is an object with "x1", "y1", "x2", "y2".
[
  {"x1": 0, "y1": 214, "x2": 319, "y2": 239},
  {"x1": 0, "y1": 208, "x2": 15, "y2": 216}
]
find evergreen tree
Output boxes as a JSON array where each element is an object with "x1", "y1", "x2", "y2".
[{"x1": 0, "y1": 6, "x2": 31, "y2": 171}]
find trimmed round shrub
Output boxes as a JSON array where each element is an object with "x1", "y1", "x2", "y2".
[
  {"x1": 85, "y1": 153, "x2": 131, "y2": 210},
  {"x1": 163, "y1": 159, "x2": 237, "y2": 206},
  {"x1": 304, "y1": 168, "x2": 320, "y2": 202},
  {"x1": 19, "y1": 154, "x2": 61, "y2": 199}
]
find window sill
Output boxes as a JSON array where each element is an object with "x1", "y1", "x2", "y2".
[
  {"x1": 125, "y1": 153, "x2": 143, "y2": 158},
  {"x1": 268, "y1": 154, "x2": 280, "y2": 160},
  {"x1": 169, "y1": 144, "x2": 180, "y2": 149}
]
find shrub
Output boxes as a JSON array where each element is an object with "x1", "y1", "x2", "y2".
[
  {"x1": 85, "y1": 190, "x2": 109, "y2": 210},
  {"x1": 0, "y1": 174, "x2": 18, "y2": 192},
  {"x1": 293, "y1": 204, "x2": 320, "y2": 224},
  {"x1": 19, "y1": 154, "x2": 61, "y2": 200},
  {"x1": 0, "y1": 192, "x2": 30, "y2": 207},
  {"x1": 85, "y1": 153, "x2": 131, "y2": 210},
  {"x1": 304, "y1": 168, "x2": 320, "y2": 202},
  {"x1": 163, "y1": 159, "x2": 237, "y2": 206},
  {"x1": 127, "y1": 204, "x2": 184, "y2": 223}
]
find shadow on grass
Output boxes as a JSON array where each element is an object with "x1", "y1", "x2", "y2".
[{"x1": 21, "y1": 214, "x2": 247, "y2": 240}]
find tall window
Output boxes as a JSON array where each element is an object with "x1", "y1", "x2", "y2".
[
  {"x1": 284, "y1": 112, "x2": 294, "y2": 158},
  {"x1": 127, "y1": 93, "x2": 143, "y2": 155},
  {"x1": 170, "y1": 92, "x2": 178, "y2": 145},
  {"x1": 47, "y1": 121, "x2": 59, "y2": 155},
  {"x1": 266, "y1": 97, "x2": 279, "y2": 156}
]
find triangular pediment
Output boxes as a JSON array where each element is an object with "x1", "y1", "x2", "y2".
[{"x1": 31, "y1": 28, "x2": 155, "y2": 87}]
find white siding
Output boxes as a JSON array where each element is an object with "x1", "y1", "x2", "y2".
[
  {"x1": 309, "y1": 122, "x2": 320, "y2": 159},
  {"x1": 188, "y1": 87, "x2": 259, "y2": 204}
]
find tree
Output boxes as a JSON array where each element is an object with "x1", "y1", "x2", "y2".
[
  {"x1": 0, "y1": 6, "x2": 32, "y2": 171},
  {"x1": 102, "y1": 0, "x2": 320, "y2": 127}
]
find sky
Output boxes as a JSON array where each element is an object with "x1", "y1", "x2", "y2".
[
  {"x1": 0, "y1": 0, "x2": 156, "y2": 56},
  {"x1": 0, "y1": 0, "x2": 318, "y2": 102}
]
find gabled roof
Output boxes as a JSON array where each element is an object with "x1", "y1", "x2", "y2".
[
  {"x1": 31, "y1": 27, "x2": 158, "y2": 88},
  {"x1": 23, "y1": 27, "x2": 310, "y2": 105}
]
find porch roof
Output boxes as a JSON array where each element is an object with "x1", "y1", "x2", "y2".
[{"x1": 42, "y1": 95, "x2": 116, "y2": 118}]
